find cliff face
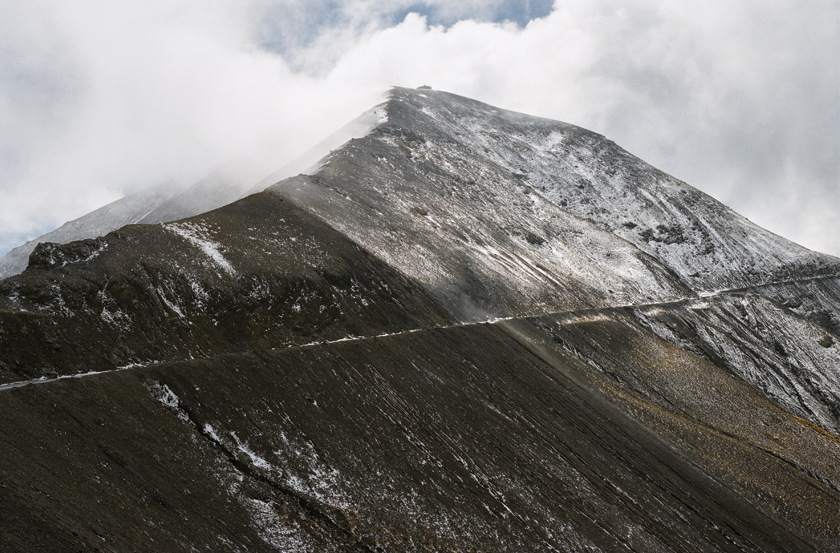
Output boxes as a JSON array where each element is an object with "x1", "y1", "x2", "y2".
[{"x1": 0, "y1": 87, "x2": 838, "y2": 552}]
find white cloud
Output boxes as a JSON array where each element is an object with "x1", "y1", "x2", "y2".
[{"x1": 1, "y1": 0, "x2": 837, "y2": 256}]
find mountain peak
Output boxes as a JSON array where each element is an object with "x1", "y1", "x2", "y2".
[
  {"x1": 373, "y1": 86, "x2": 840, "y2": 291},
  {"x1": 273, "y1": 87, "x2": 838, "y2": 312}
]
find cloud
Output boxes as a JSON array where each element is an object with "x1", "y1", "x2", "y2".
[
  {"x1": 0, "y1": 0, "x2": 837, "y2": 257},
  {"x1": 0, "y1": 0, "x2": 389, "y2": 254}
]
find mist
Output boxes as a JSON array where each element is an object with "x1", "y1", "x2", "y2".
[{"x1": 1, "y1": 0, "x2": 837, "y2": 257}]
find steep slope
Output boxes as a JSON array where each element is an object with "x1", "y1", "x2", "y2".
[
  {"x1": 271, "y1": 113, "x2": 694, "y2": 322},
  {"x1": 270, "y1": 88, "x2": 839, "y2": 322},
  {"x1": 0, "y1": 173, "x2": 251, "y2": 280},
  {"x1": 265, "y1": 86, "x2": 840, "y2": 435},
  {"x1": 0, "y1": 87, "x2": 838, "y2": 552},
  {"x1": 628, "y1": 277, "x2": 840, "y2": 434},
  {"x1": 0, "y1": 192, "x2": 453, "y2": 384},
  {"x1": 1, "y1": 318, "x2": 837, "y2": 552},
  {"x1": 372, "y1": 88, "x2": 838, "y2": 292}
]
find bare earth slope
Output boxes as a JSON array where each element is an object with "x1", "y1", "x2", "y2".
[
  {"x1": 0, "y1": 87, "x2": 838, "y2": 551},
  {"x1": 2, "y1": 320, "x2": 837, "y2": 552}
]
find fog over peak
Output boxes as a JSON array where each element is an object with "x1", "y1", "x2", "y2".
[{"x1": 1, "y1": 0, "x2": 837, "y2": 257}]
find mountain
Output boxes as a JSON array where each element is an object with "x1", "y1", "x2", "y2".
[
  {"x1": 282, "y1": 87, "x2": 837, "y2": 297},
  {"x1": 0, "y1": 87, "x2": 838, "y2": 552},
  {"x1": 0, "y1": 174, "x2": 243, "y2": 280},
  {"x1": 0, "y1": 106, "x2": 386, "y2": 281}
]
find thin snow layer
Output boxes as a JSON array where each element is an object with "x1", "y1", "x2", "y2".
[
  {"x1": 38, "y1": 241, "x2": 109, "y2": 269},
  {"x1": 205, "y1": 418, "x2": 354, "y2": 511},
  {"x1": 0, "y1": 367, "x2": 135, "y2": 392},
  {"x1": 272, "y1": 90, "x2": 695, "y2": 321},
  {"x1": 377, "y1": 88, "x2": 839, "y2": 293},
  {"x1": 244, "y1": 498, "x2": 313, "y2": 552},
  {"x1": 166, "y1": 222, "x2": 235, "y2": 276},
  {"x1": 632, "y1": 285, "x2": 840, "y2": 435},
  {"x1": 145, "y1": 381, "x2": 190, "y2": 422},
  {"x1": 201, "y1": 418, "x2": 355, "y2": 548},
  {"x1": 99, "y1": 301, "x2": 132, "y2": 329}
]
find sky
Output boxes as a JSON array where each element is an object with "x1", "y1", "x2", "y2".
[{"x1": 1, "y1": 0, "x2": 838, "y2": 257}]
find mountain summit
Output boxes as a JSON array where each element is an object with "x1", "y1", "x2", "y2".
[{"x1": 1, "y1": 87, "x2": 838, "y2": 552}]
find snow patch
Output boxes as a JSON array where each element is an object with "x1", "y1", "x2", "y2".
[
  {"x1": 145, "y1": 381, "x2": 190, "y2": 422},
  {"x1": 156, "y1": 287, "x2": 185, "y2": 318},
  {"x1": 230, "y1": 432, "x2": 273, "y2": 470},
  {"x1": 166, "y1": 222, "x2": 235, "y2": 276}
]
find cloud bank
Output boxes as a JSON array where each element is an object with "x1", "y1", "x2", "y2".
[{"x1": 1, "y1": 0, "x2": 837, "y2": 256}]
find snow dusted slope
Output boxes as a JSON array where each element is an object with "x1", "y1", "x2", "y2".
[
  {"x1": 629, "y1": 278, "x2": 840, "y2": 435},
  {"x1": 0, "y1": 173, "x2": 250, "y2": 280},
  {"x1": 269, "y1": 87, "x2": 839, "y2": 322},
  {"x1": 271, "y1": 94, "x2": 695, "y2": 322},
  {"x1": 1, "y1": 87, "x2": 839, "y2": 552},
  {"x1": 375, "y1": 87, "x2": 840, "y2": 293}
]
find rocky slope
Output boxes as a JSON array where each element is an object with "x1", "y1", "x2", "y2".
[
  {"x1": 0, "y1": 193, "x2": 452, "y2": 383},
  {"x1": 628, "y1": 277, "x2": 840, "y2": 435},
  {"x1": 0, "y1": 173, "x2": 256, "y2": 280},
  {"x1": 0, "y1": 87, "x2": 837, "y2": 552},
  {"x1": 371, "y1": 88, "x2": 837, "y2": 292}
]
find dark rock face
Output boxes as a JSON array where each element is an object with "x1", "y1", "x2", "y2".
[
  {"x1": 28, "y1": 238, "x2": 109, "y2": 270},
  {"x1": 0, "y1": 87, "x2": 838, "y2": 551}
]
